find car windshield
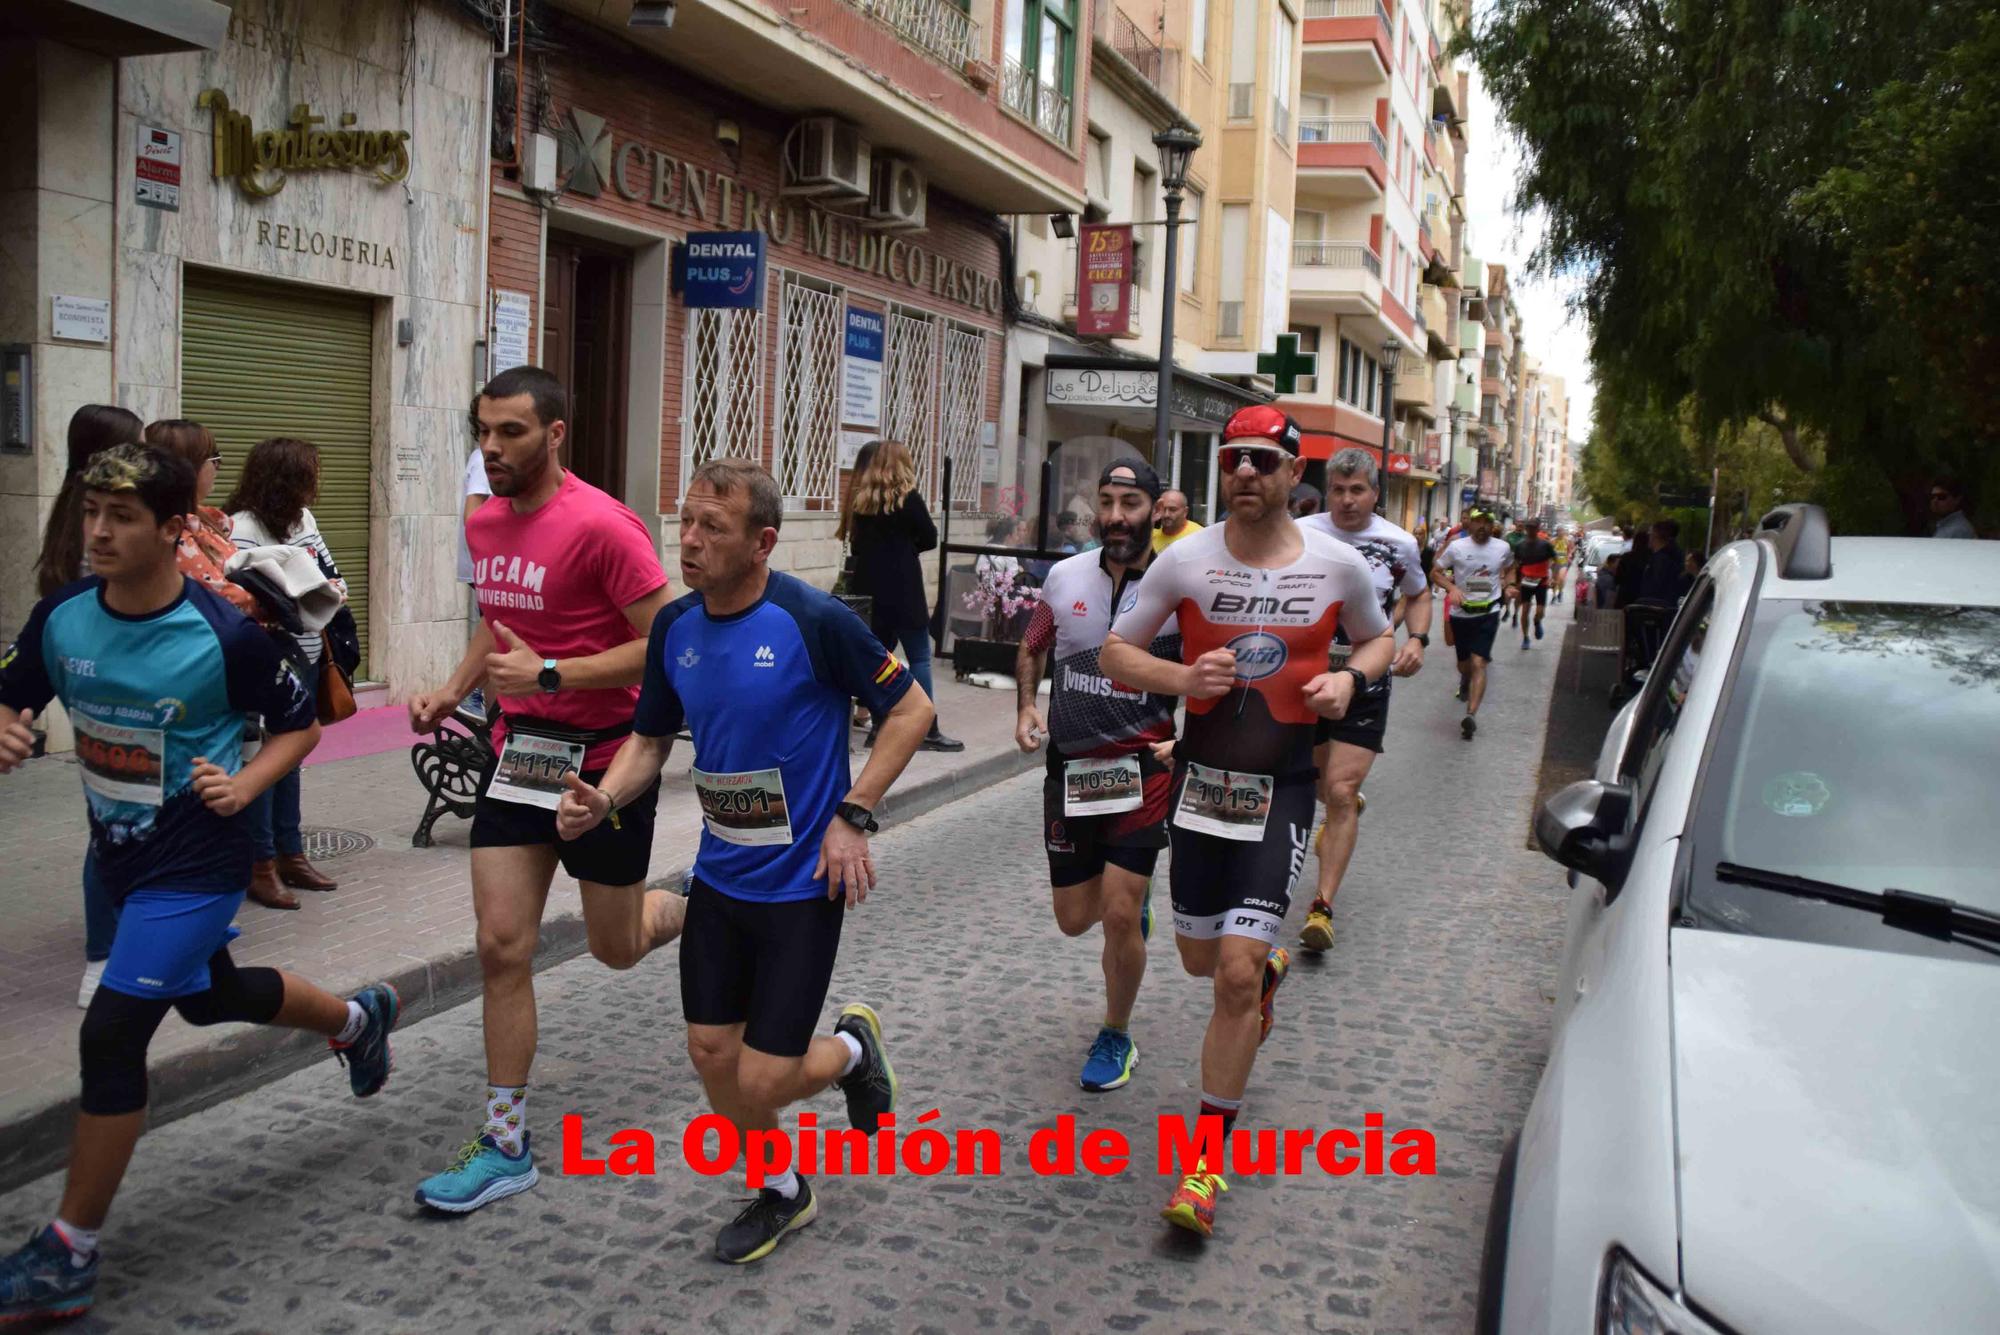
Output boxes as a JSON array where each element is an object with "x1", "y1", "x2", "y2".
[
  {"x1": 1691, "y1": 601, "x2": 2000, "y2": 930},
  {"x1": 1584, "y1": 536, "x2": 1625, "y2": 565}
]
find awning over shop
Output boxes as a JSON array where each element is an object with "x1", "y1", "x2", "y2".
[{"x1": 0, "y1": 0, "x2": 227, "y2": 56}]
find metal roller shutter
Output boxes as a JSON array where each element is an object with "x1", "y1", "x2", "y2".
[{"x1": 182, "y1": 270, "x2": 376, "y2": 673}]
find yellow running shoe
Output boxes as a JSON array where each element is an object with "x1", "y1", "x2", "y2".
[
  {"x1": 1313, "y1": 820, "x2": 1326, "y2": 857},
  {"x1": 1300, "y1": 899, "x2": 1335, "y2": 953},
  {"x1": 1161, "y1": 1162, "x2": 1230, "y2": 1236},
  {"x1": 1259, "y1": 947, "x2": 1291, "y2": 1044}
]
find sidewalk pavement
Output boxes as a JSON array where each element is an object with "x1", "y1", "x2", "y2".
[{"x1": 0, "y1": 673, "x2": 1036, "y2": 1191}]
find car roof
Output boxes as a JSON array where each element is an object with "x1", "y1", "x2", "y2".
[{"x1": 1755, "y1": 536, "x2": 2000, "y2": 606}]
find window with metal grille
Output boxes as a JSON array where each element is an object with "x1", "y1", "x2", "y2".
[
  {"x1": 683, "y1": 305, "x2": 766, "y2": 492},
  {"x1": 938, "y1": 322, "x2": 988, "y2": 510},
  {"x1": 776, "y1": 274, "x2": 843, "y2": 508},
  {"x1": 883, "y1": 306, "x2": 941, "y2": 500}
]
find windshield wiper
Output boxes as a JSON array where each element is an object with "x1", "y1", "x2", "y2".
[{"x1": 1714, "y1": 862, "x2": 2000, "y2": 946}]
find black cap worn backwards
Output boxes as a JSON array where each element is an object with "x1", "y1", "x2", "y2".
[{"x1": 1098, "y1": 457, "x2": 1162, "y2": 499}]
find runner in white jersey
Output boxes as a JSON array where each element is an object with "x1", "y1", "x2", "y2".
[
  {"x1": 1102, "y1": 406, "x2": 1392, "y2": 1238},
  {"x1": 1015, "y1": 460, "x2": 1180, "y2": 1093},
  {"x1": 1294, "y1": 448, "x2": 1432, "y2": 952},
  {"x1": 1431, "y1": 507, "x2": 1515, "y2": 740}
]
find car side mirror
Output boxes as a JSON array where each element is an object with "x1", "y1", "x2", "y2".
[{"x1": 1536, "y1": 779, "x2": 1634, "y2": 894}]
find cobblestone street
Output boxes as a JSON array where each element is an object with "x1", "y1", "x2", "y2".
[{"x1": 0, "y1": 631, "x2": 1571, "y2": 1334}]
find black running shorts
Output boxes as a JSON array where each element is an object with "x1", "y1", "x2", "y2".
[
  {"x1": 680, "y1": 879, "x2": 845, "y2": 1058},
  {"x1": 1518, "y1": 580, "x2": 1549, "y2": 608},
  {"x1": 470, "y1": 767, "x2": 660, "y2": 887},
  {"x1": 1312, "y1": 683, "x2": 1389, "y2": 754},
  {"x1": 1452, "y1": 611, "x2": 1502, "y2": 663},
  {"x1": 1164, "y1": 772, "x2": 1316, "y2": 944},
  {"x1": 1043, "y1": 758, "x2": 1171, "y2": 888}
]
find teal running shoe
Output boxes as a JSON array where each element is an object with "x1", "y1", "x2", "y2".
[
  {"x1": 413, "y1": 1132, "x2": 539, "y2": 1213},
  {"x1": 0, "y1": 1225, "x2": 95, "y2": 1324},
  {"x1": 330, "y1": 982, "x2": 398, "y2": 1098},
  {"x1": 1078, "y1": 1026, "x2": 1138, "y2": 1092},
  {"x1": 1140, "y1": 881, "x2": 1154, "y2": 942}
]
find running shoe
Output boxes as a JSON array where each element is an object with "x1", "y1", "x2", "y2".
[
  {"x1": 76, "y1": 960, "x2": 104, "y2": 1011},
  {"x1": 1078, "y1": 1027, "x2": 1138, "y2": 1092},
  {"x1": 1535, "y1": 620, "x2": 1545, "y2": 640},
  {"x1": 1300, "y1": 899, "x2": 1335, "y2": 954},
  {"x1": 1259, "y1": 947, "x2": 1290, "y2": 1044},
  {"x1": 1356, "y1": 790, "x2": 1366, "y2": 816},
  {"x1": 1455, "y1": 680, "x2": 1468, "y2": 702},
  {"x1": 453, "y1": 688, "x2": 486, "y2": 728},
  {"x1": 715, "y1": 1179, "x2": 818, "y2": 1264},
  {"x1": 0, "y1": 1225, "x2": 95, "y2": 1324},
  {"x1": 413, "y1": 1132, "x2": 539, "y2": 1213},
  {"x1": 1462, "y1": 715, "x2": 1478, "y2": 741},
  {"x1": 1521, "y1": 634, "x2": 1531, "y2": 650},
  {"x1": 329, "y1": 982, "x2": 399, "y2": 1098},
  {"x1": 1313, "y1": 820, "x2": 1325, "y2": 858},
  {"x1": 1140, "y1": 881, "x2": 1154, "y2": 942},
  {"x1": 834, "y1": 1003, "x2": 898, "y2": 1131},
  {"x1": 1161, "y1": 1163, "x2": 1229, "y2": 1237}
]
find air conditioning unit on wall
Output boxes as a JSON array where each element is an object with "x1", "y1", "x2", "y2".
[
  {"x1": 865, "y1": 157, "x2": 927, "y2": 231},
  {"x1": 781, "y1": 117, "x2": 871, "y2": 206}
]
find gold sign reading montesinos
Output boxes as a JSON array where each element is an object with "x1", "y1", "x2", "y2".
[{"x1": 197, "y1": 90, "x2": 411, "y2": 198}]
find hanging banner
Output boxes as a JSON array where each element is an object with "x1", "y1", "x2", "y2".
[
  {"x1": 842, "y1": 307, "x2": 884, "y2": 428},
  {"x1": 1076, "y1": 224, "x2": 1136, "y2": 339}
]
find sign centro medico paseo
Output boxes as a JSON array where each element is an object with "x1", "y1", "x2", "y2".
[{"x1": 197, "y1": 90, "x2": 411, "y2": 198}]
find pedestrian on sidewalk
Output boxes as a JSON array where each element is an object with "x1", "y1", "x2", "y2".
[
  {"x1": 457, "y1": 408, "x2": 496, "y2": 723},
  {"x1": 556, "y1": 457, "x2": 932, "y2": 1264},
  {"x1": 404, "y1": 365, "x2": 685, "y2": 1213},
  {"x1": 32, "y1": 404, "x2": 145, "y2": 1009},
  {"x1": 224, "y1": 438, "x2": 348, "y2": 905},
  {"x1": 0, "y1": 444, "x2": 397, "y2": 1326},
  {"x1": 844, "y1": 439, "x2": 962, "y2": 752}
]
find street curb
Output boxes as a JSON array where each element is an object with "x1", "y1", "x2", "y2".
[{"x1": 0, "y1": 745, "x2": 1041, "y2": 1195}]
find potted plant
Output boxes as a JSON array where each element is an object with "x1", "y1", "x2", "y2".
[{"x1": 950, "y1": 559, "x2": 1035, "y2": 680}]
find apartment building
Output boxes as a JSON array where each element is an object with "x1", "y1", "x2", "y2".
[{"x1": 1524, "y1": 366, "x2": 1568, "y2": 518}]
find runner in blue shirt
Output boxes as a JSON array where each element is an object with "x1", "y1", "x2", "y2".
[
  {"x1": 0, "y1": 446, "x2": 398, "y2": 1324},
  {"x1": 556, "y1": 457, "x2": 933, "y2": 1265}
]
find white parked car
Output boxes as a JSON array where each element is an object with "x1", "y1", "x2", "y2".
[{"x1": 1479, "y1": 505, "x2": 2000, "y2": 1334}]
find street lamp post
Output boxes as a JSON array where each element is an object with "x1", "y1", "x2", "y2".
[
  {"x1": 1151, "y1": 121, "x2": 1202, "y2": 478},
  {"x1": 1376, "y1": 336, "x2": 1400, "y2": 515}
]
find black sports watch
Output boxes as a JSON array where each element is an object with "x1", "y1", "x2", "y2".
[
  {"x1": 1339, "y1": 667, "x2": 1369, "y2": 695},
  {"x1": 1412, "y1": 632, "x2": 1431, "y2": 647},
  {"x1": 834, "y1": 801, "x2": 879, "y2": 833},
  {"x1": 537, "y1": 658, "x2": 561, "y2": 694}
]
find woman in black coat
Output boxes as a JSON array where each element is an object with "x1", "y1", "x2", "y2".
[{"x1": 839, "y1": 439, "x2": 962, "y2": 751}]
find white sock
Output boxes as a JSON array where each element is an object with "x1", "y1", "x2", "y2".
[
  {"x1": 333, "y1": 1000, "x2": 366, "y2": 1045},
  {"x1": 765, "y1": 1168, "x2": 801, "y2": 1200},
  {"x1": 836, "y1": 1031, "x2": 864, "y2": 1077},
  {"x1": 484, "y1": 1083, "x2": 527, "y2": 1155},
  {"x1": 51, "y1": 1218, "x2": 98, "y2": 1262}
]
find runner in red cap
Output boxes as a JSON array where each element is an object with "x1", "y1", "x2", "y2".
[{"x1": 1102, "y1": 404, "x2": 1393, "y2": 1237}]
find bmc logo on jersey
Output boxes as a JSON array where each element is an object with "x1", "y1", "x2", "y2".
[
  {"x1": 1211, "y1": 592, "x2": 1316, "y2": 618},
  {"x1": 1225, "y1": 631, "x2": 1288, "y2": 680}
]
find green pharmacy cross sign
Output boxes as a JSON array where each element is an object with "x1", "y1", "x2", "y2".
[{"x1": 1257, "y1": 333, "x2": 1317, "y2": 395}]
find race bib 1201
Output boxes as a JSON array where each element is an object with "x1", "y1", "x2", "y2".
[
  {"x1": 74, "y1": 714, "x2": 165, "y2": 807},
  {"x1": 1172, "y1": 762, "x2": 1273, "y2": 842},
  {"x1": 486, "y1": 732, "x2": 585, "y2": 809},
  {"x1": 1063, "y1": 755, "x2": 1143, "y2": 817},
  {"x1": 692, "y1": 766, "x2": 794, "y2": 846}
]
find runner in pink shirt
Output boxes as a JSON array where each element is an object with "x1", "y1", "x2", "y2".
[{"x1": 404, "y1": 366, "x2": 683, "y2": 1212}]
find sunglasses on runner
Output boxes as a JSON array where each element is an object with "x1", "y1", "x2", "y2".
[{"x1": 1218, "y1": 445, "x2": 1289, "y2": 475}]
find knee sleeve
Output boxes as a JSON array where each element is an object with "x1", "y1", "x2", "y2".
[
  {"x1": 78, "y1": 988, "x2": 173, "y2": 1116},
  {"x1": 174, "y1": 951, "x2": 284, "y2": 1027}
]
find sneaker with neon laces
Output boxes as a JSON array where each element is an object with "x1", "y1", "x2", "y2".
[
  {"x1": 715, "y1": 1178, "x2": 818, "y2": 1264},
  {"x1": 0, "y1": 1225, "x2": 95, "y2": 1324},
  {"x1": 1300, "y1": 900, "x2": 1335, "y2": 953},
  {"x1": 834, "y1": 1003, "x2": 897, "y2": 1131},
  {"x1": 1078, "y1": 1026, "x2": 1138, "y2": 1091},
  {"x1": 1259, "y1": 947, "x2": 1290, "y2": 1044},
  {"x1": 329, "y1": 982, "x2": 398, "y2": 1098},
  {"x1": 413, "y1": 1132, "x2": 540, "y2": 1213},
  {"x1": 1160, "y1": 1163, "x2": 1229, "y2": 1236}
]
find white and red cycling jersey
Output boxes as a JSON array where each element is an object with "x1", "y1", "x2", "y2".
[{"x1": 1111, "y1": 523, "x2": 1388, "y2": 782}]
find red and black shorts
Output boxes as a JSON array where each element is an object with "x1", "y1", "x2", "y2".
[{"x1": 1042, "y1": 753, "x2": 1172, "y2": 888}]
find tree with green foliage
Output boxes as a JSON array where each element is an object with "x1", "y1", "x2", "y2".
[{"x1": 1461, "y1": 0, "x2": 1999, "y2": 533}]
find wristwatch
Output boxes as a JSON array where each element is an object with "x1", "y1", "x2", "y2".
[
  {"x1": 1339, "y1": 667, "x2": 1369, "y2": 695},
  {"x1": 834, "y1": 801, "x2": 879, "y2": 833},
  {"x1": 1412, "y1": 632, "x2": 1431, "y2": 647},
  {"x1": 537, "y1": 658, "x2": 562, "y2": 694}
]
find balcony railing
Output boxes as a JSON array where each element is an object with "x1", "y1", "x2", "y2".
[
  {"x1": 1297, "y1": 116, "x2": 1386, "y2": 158},
  {"x1": 1300, "y1": 0, "x2": 1393, "y2": 48},
  {"x1": 1111, "y1": 9, "x2": 1165, "y2": 89},
  {"x1": 1002, "y1": 57, "x2": 1072, "y2": 142},
  {"x1": 1272, "y1": 98, "x2": 1290, "y2": 142},
  {"x1": 846, "y1": 0, "x2": 983, "y2": 71},
  {"x1": 1292, "y1": 241, "x2": 1381, "y2": 275},
  {"x1": 1419, "y1": 215, "x2": 1432, "y2": 249}
]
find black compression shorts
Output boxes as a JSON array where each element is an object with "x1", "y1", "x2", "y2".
[
  {"x1": 1164, "y1": 772, "x2": 1316, "y2": 944},
  {"x1": 1043, "y1": 759, "x2": 1171, "y2": 888},
  {"x1": 679, "y1": 879, "x2": 844, "y2": 1057},
  {"x1": 471, "y1": 767, "x2": 660, "y2": 887},
  {"x1": 1312, "y1": 684, "x2": 1389, "y2": 754}
]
